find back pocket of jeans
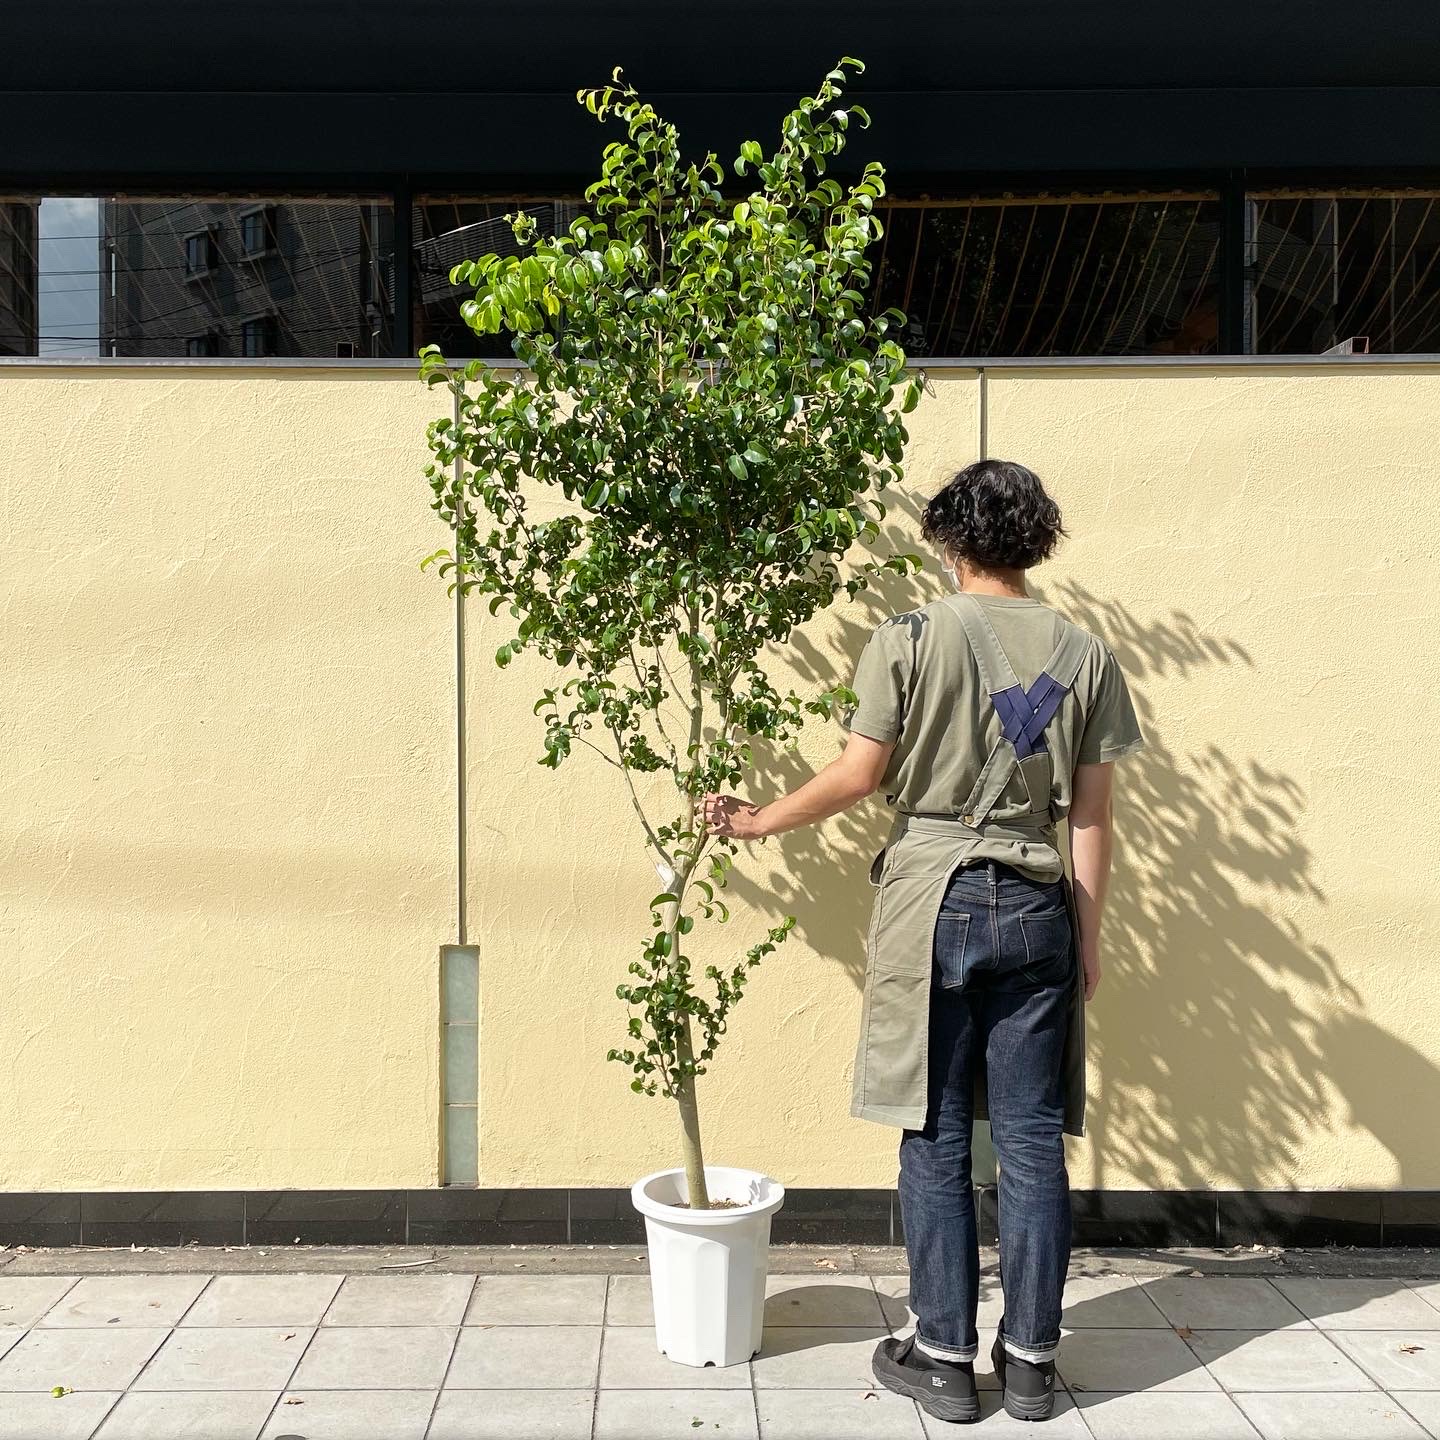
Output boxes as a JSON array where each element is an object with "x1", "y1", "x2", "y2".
[
  {"x1": 1017, "y1": 907, "x2": 1073, "y2": 987},
  {"x1": 934, "y1": 911, "x2": 971, "y2": 990}
]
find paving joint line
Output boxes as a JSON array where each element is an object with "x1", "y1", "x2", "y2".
[
  {"x1": 254, "y1": 1268, "x2": 347, "y2": 1438},
  {"x1": 419, "y1": 1274, "x2": 474, "y2": 1440}
]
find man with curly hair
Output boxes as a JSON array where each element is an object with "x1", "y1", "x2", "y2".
[{"x1": 699, "y1": 458, "x2": 1145, "y2": 1423}]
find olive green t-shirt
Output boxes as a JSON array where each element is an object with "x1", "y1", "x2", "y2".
[{"x1": 839, "y1": 591, "x2": 1146, "y2": 881}]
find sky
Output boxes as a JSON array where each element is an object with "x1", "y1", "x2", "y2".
[{"x1": 37, "y1": 195, "x2": 101, "y2": 356}]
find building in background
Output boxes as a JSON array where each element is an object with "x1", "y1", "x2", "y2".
[
  {"x1": 3, "y1": 1, "x2": 1439, "y2": 363},
  {"x1": 99, "y1": 198, "x2": 395, "y2": 358},
  {"x1": 0, "y1": 199, "x2": 39, "y2": 355}
]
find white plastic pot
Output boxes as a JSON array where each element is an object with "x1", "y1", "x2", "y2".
[{"x1": 630, "y1": 1164, "x2": 786, "y2": 1368}]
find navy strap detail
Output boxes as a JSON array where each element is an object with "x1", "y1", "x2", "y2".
[{"x1": 990, "y1": 670, "x2": 1071, "y2": 759}]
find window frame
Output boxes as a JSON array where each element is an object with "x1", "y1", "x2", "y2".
[
  {"x1": 238, "y1": 310, "x2": 279, "y2": 358},
  {"x1": 181, "y1": 224, "x2": 219, "y2": 281},
  {"x1": 237, "y1": 203, "x2": 278, "y2": 260}
]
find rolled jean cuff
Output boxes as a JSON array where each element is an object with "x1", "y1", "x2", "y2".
[
  {"x1": 999, "y1": 1330, "x2": 1059, "y2": 1363},
  {"x1": 915, "y1": 1331, "x2": 977, "y2": 1363}
]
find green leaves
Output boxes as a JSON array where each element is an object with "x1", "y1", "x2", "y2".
[{"x1": 419, "y1": 55, "x2": 925, "y2": 1115}]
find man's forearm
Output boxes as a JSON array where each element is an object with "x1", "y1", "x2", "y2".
[
  {"x1": 750, "y1": 760, "x2": 876, "y2": 837},
  {"x1": 1069, "y1": 815, "x2": 1113, "y2": 963}
]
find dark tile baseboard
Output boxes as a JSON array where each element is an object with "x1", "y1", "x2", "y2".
[{"x1": 0, "y1": 1188, "x2": 1429, "y2": 1249}]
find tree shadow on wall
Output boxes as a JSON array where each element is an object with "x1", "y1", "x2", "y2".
[
  {"x1": 1049, "y1": 577, "x2": 1440, "y2": 1189},
  {"x1": 734, "y1": 516, "x2": 934, "y2": 988},
  {"x1": 728, "y1": 515, "x2": 1440, "y2": 1188}
]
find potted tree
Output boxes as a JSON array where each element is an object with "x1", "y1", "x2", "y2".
[{"x1": 419, "y1": 57, "x2": 923, "y2": 1367}]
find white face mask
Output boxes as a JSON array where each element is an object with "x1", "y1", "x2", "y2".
[{"x1": 946, "y1": 558, "x2": 964, "y2": 593}]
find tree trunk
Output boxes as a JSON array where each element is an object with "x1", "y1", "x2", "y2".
[{"x1": 674, "y1": 1015, "x2": 710, "y2": 1209}]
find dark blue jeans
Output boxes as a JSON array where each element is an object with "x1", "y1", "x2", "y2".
[{"x1": 897, "y1": 858, "x2": 1075, "y2": 1364}]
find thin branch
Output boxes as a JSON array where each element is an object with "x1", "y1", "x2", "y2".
[{"x1": 612, "y1": 727, "x2": 673, "y2": 869}]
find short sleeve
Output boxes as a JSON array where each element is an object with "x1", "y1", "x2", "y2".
[
  {"x1": 839, "y1": 621, "x2": 910, "y2": 744},
  {"x1": 1077, "y1": 644, "x2": 1146, "y2": 764}
]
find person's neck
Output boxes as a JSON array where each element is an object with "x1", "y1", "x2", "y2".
[{"x1": 956, "y1": 567, "x2": 1029, "y2": 599}]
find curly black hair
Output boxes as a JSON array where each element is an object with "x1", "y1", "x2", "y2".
[{"x1": 920, "y1": 459, "x2": 1066, "y2": 573}]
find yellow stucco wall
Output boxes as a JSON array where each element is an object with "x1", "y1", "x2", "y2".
[
  {"x1": 1, "y1": 369, "x2": 455, "y2": 1190},
  {"x1": 4, "y1": 361, "x2": 1437, "y2": 1192}
]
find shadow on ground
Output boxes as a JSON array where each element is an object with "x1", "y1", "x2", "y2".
[{"x1": 764, "y1": 1271, "x2": 1440, "y2": 1406}]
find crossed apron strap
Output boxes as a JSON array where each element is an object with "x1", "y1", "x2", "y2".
[{"x1": 950, "y1": 592, "x2": 1092, "y2": 825}]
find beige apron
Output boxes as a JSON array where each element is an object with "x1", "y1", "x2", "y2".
[{"x1": 849, "y1": 596, "x2": 1092, "y2": 1136}]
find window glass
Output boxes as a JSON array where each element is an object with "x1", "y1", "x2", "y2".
[
  {"x1": 413, "y1": 196, "x2": 583, "y2": 360},
  {"x1": 0, "y1": 193, "x2": 393, "y2": 357},
  {"x1": 415, "y1": 190, "x2": 1225, "y2": 362},
  {"x1": 866, "y1": 193, "x2": 1222, "y2": 357},
  {"x1": 1247, "y1": 191, "x2": 1440, "y2": 353}
]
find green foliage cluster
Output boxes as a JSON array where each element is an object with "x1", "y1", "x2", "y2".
[{"x1": 419, "y1": 58, "x2": 923, "y2": 1130}]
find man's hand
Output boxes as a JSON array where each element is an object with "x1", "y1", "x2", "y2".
[
  {"x1": 1081, "y1": 943, "x2": 1101, "y2": 1002},
  {"x1": 696, "y1": 793, "x2": 768, "y2": 840},
  {"x1": 694, "y1": 732, "x2": 893, "y2": 843}
]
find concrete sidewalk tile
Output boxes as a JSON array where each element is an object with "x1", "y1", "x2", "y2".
[
  {"x1": 427, "y1": 1388, "x2": 596, "y2": 1439},
  {"x1": 0, "y1": 1390, "x2": 120, "y2": 1439},
  {"x1": 594, "y1": 1389, "x2": 759, "y2": 1439},
  {"x1": 1187, "y1": 1328, "x2": 1376, "y2": 1391},
  {"x1": 1276, "y1": 1279, "x2": 1440, "y2": 1331},
  {"x1": 321, "y1": 1273, "x2": 474, "y2": 1326},
  {"x1": 1408, "y1": 1283, "x2": 1440, "y2": 1318},
  {"x1": 131, "y1": 1326, "x2": 312, "y2": 1391},
  {"x1": 258, "y1": 1388, "x2": 437, "y2": 1438},
  {"x1": 0, "y1": 1277, "x2": 81, "y2": 1328},
  {"x1": 1075, "y1": 1390, "x2": 1257, "y2": 1439},
  {"x1": 0, "y1": 1327, "x2": 168, "y2": 1392},
  {"x1": 1056, "y1": 1327, "x2": 1219, "y2": 1392},
  {"x1": 289, "y1": 1325, "x2": 456, "y2": 1390},
  {"x1": 1061, "y1": 1275, "x2": 1169, "y2": 1328},
  {"x1": 1235, "y1": 1390, "x2": 1430, "y2": 1439},
  {"x1": 871, "y1": 1274, "x2": 1004, "y2": 1331},
  {"x1": 1395, "y1": 1392, "x2": 1440, "y2": 1437},
  {"x1": 764, "y1": 1276, "x2": 885, "y2": 1328},
  {"x1": 598, "y1": 1325, "x2": 750, "y2": 1389},
  {"x1": 448, "y1": 1325, "x2": 602, "y2": 1390},
  {"x1": 465, "y1": 1274, "x2": 607, "y2": 1326},
  {"x1": 757, "y1": 1386, "x2": 924, "y2": 1437},
  {"x1": 604, "y1": 1275, "x2": 653, "y2": 1327},
  {"x1": 920, "y1": 1391, "x2": 1086, "y2": 1436},
  {"x1": 1328, "y1": 1331, "x2": 1440, "y2": 1390},
  {"x1": 182, "y1": 1273, "x2": 344, "y2": 1328},
  {"x1": 36, "y1": 1274, "x2": 210, "y2": 1328},
  {"x1": 1142, "y1": 1277, "x2": 1310, "y2": 1331},
  {"x1": 93, "y1": 1388, "x2": 277, "y2": 1438},
  {"x1": 750, "y1": 1326, "x2": 890, "y2": 1390}
]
